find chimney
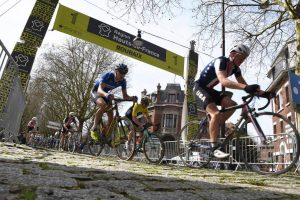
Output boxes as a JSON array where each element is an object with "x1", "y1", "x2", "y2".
[
  {"x1": 157, "y1": 83, "x2": 161, "y2": 91},
  {"x1": 141, "y1": 89, "x2": 147, "y2": 97}
]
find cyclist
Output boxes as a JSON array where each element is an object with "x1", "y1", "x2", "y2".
[
  {"x1": 90, "y1": 63, "x2": 137, "y2": 142},
  {"x1": 125, "y1": 96, "x2": 153, "y2": 149},
  {"x1": 59, "y1": 112, "x2": 78, "y2": 150},
  {"x1": 193, "y1": 43, "x2": 268, "y2": 158},
  {"x1": 26, "y1": 117, "x2": 38, "y2": 144}
]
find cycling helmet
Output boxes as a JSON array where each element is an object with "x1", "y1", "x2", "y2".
[
  {"x1": 69, "y1": 112, "x2": 76, "y2": 117},
  {"x1": 115, "y1": 63, "x2": 128, "y2": 74},
  {"x1": 32, "y1": 117, "x2": 37, "y2": 121},
  {"x1": 141, "y1": 96, "x2": 151, "y2": 106},
  {"x1": 230, "y1": 44, "x2": 250, "y2": 57}
]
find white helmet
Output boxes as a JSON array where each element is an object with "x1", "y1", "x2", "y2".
[
  {"x1": 69, "y1": 112, "x2": 76, "y2": 117},
  {"x1": 230, "y1": 44, "x2": 250, "y2": 57},
  {"x1": 32, "y1": 117, "x2": 37, "y2": 121}
]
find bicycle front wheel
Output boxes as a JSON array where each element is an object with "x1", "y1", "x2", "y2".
[
  {"x1": 176, "y1": 120, "x2": 211, "y2": 168},
  {"x1": 67, "y1": 135, "x2": 76, "y2": 153},
  {"x1": 237, "y1": 112, "x2": 300, "y2": 175},
  {"x1": 143, "y1": 132, "x2": 165, "y2": 164},
  {"x1": 87, "y1": 133, "x2": 103, "y2": 156},
  {"x1": 114, "y1": 117, "x2": 136, "y2": 161}
]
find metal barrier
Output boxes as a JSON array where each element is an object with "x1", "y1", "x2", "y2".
[
  {"x1": 81, "y1": 134, "x2": 300, "y2": 173},
  {"x1": 0, "y1": 40, "x2": 25, "y2": 142}
]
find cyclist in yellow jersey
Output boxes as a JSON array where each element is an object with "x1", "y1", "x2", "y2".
[{"x1": 125, "y1": 96, "x2": 152, "y2": 149}]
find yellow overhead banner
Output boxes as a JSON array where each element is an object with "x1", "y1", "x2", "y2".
[{"x1": 53, "y1": 4, "x2": 184, "y2": 76}]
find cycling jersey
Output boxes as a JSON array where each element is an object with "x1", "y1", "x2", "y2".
[
  {"x1": 92, "y1": 71, "x2": 126, "y2": 93},
  {"x1": 125, "y1": 103, "x2": 149, "y2": 126},
  {"x1": 195, "y1": 56, "x2": 242, "y2": 88},
  {"x1": 27, "y1": 120, "x2": 36, "y2": 129},
  {"x1": 63, "y1": 116, "x2": 77, "y2": 130},
  {"x1": 132, "y1": 103, "x2": 149, "y2": 118}
]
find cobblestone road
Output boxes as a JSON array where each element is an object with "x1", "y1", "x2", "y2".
[{"x1": 0, "y1": 142, "x2": 300, "y2": 200}]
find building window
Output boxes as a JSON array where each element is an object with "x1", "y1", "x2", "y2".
[
  {"x1": 163, "y1": 114, "x2": 177, "y2": 128},
  {"x1": 285, "y1": 85, "x2": 290, "y2": 104},
  {"x1": 280, "y1": 120, "x2": 284, "y2": 133},
  {"x1": 273, "y1": 124, "x2": 276, "y2": 135},
  {"x1": 168, "y1": 94, "x2": 176, "y2": 103},
  {"x1": 276, "y1": 92, "x2": 283, "y2": 111},
  {"x1": 288, "y1": 115, "x2": 292, "y2": 124}
]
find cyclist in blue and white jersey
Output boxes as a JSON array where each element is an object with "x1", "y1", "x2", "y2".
[
  {"x1": 193, "y1": 44, "x2": 267, "y2": 159},
  {"x1": 90, "y1": 63, "x2": 137, "y2": 142}
]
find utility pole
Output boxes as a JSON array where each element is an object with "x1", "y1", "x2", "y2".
[{"x1": 221, "y1": 0, "x2": 226, "y2": 139}]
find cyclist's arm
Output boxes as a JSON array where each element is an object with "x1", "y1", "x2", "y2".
[
  {"x1": 132, "y1": 116, "x2": 143, "y2": 128},
  {"x1": 235, "y1": 75, "x2": 247, "y2": 85},
  {"x1": 217, "y1": 70, "x2": 246, "y2": 90},
  {"x1": 121, "y1": 89, "x2": 136, "y2": 101},
  {"x1": 98, "y1": 83, "x2": 109, "y2": 97}
]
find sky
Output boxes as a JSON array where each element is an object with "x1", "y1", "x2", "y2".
[
  {"x1": 0, "y1": 0, "x2": 200, "y2": 90},
  {"x1": 0, "y1": 0, "x2": 273, "y2": 117}
]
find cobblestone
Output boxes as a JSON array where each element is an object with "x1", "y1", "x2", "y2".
[{"x1": 0, "y1": 142, "x2": 300, "y2": 200}]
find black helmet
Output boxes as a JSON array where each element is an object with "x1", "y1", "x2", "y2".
[{"x1": 115, "y1": 63, "x2": 128, "y2": 74}]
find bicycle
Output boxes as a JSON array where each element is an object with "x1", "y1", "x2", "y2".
[
  {"x1": 177, "y1": 93, "x2": 300, "y2": 175},
  {"x1": 122, "y1": 123, "x2": 165, "y2": 163},
  {"x1": 65, "y1": 130, "x2": 81, "y2": 153},
  {"x1": 59, "y1": 129, "x2": 78, "y2": 152},
  {"x1": 87, "y1": 98, "x2": 136, "y2": 159}
]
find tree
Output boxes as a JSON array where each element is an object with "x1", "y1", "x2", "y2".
[
  {"x1": 107, "y1": 0, "x2": 299, "y2": 75},
  {"x1": 21, "y1": 37, "x2": 124, "y2": 135},
  {"x1": 107, "y1": 0, "x2": 300, "y2": 128}
]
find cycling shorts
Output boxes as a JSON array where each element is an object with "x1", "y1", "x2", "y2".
[
  {"x1": 193, "y1": 84, "x2": 228, "y2": 109},
  {"x1": 90, "y1": 91, "x2": 109, "y2": 105}
]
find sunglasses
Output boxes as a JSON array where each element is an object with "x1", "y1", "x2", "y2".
[{"x1": 118, "y1": 70, "x2": 127, "y2": 75}]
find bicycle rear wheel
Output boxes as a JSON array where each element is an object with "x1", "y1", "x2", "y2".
[
  {"x1": 143, "y1": 132, "x2": 165, "y2": 163},
  {"x1": 237, "y1": 112, "x2": 300, "y2": 175},
  {"x1": 114, "y1": 117, "x2": 136, "y2": 160},
  {"x1": 176, "y1": 120, "x2": 211, "y2": 168}
]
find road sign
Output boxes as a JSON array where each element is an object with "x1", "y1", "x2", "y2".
[
  {"x1": 288, "y1": 72, "x2": 300, "y2": 105},
  {"x1": 53, "y1": 4, "x2": 184, "y2": 76},
  {"x1": 47, "y1": 121, "x2": 61, "y2": 129},
  {"x1": 46, "y1": 125, "x2": 61, "y2": 130}
]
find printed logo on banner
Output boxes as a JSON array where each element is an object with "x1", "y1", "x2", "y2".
[
  {"x1": 23, "y1": 16, "x2": 48, "y2": 40},
  {"x1": 98, "y1": 23, "x2": 111, "y2": 37},
  {"x1": 187, "y1": 102, "x2": 197, "y2": 116},
  {"x1": 11, "y1": 52, "x2": 35, "y2": 73},
  {"x1": 87, "y1": 18, "x2": 166, "y2": 61},
  {"x1": 14, "y1": 54, "x2": 29, "y2": 67},
  {"x1": 187, "y1": 76, "x2": 195, "y2": 89},
  {"x1": 31, "y1": 19, "x2": 45, "y2": 32}
]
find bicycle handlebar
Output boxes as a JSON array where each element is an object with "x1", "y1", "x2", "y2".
[
  {"x1": 242, "y1": 93, "x2": 273, "y2": 111},
  {"x1": 221, "y1": 92, "x2": 273, "y2": 113},
  {"x1": 142, "y1": 123, "x2": 160, "y2": 131}
]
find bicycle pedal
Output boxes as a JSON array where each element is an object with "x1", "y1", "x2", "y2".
[{"x1": 137, "y1": 148, "x2": 144, "y2": 153}]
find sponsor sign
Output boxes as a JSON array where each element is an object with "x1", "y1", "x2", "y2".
[{"x1": 53, "y1": 4, "x2": 184, "y2": 76}]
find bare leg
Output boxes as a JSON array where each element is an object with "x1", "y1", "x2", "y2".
[
  {"x1": 92, "y1": 98, "x2": 108, "y2": 131},
  {"x1": 104, "y1": 110, "x2": 113, "y2": 136},
  {"x1": 206, "y1": 103, "x2": 221, "y2": 143}
]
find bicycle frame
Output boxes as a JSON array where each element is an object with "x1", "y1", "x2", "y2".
[
  {"x1": 139, "y1": 126, "x2": 158, "y2": 149},
  {"x1": 98, "y1": 98, "x2": 135, "y2": 146},
  {"x1": 219, "y1": 95, "x2": 268, "y2": 144}
]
